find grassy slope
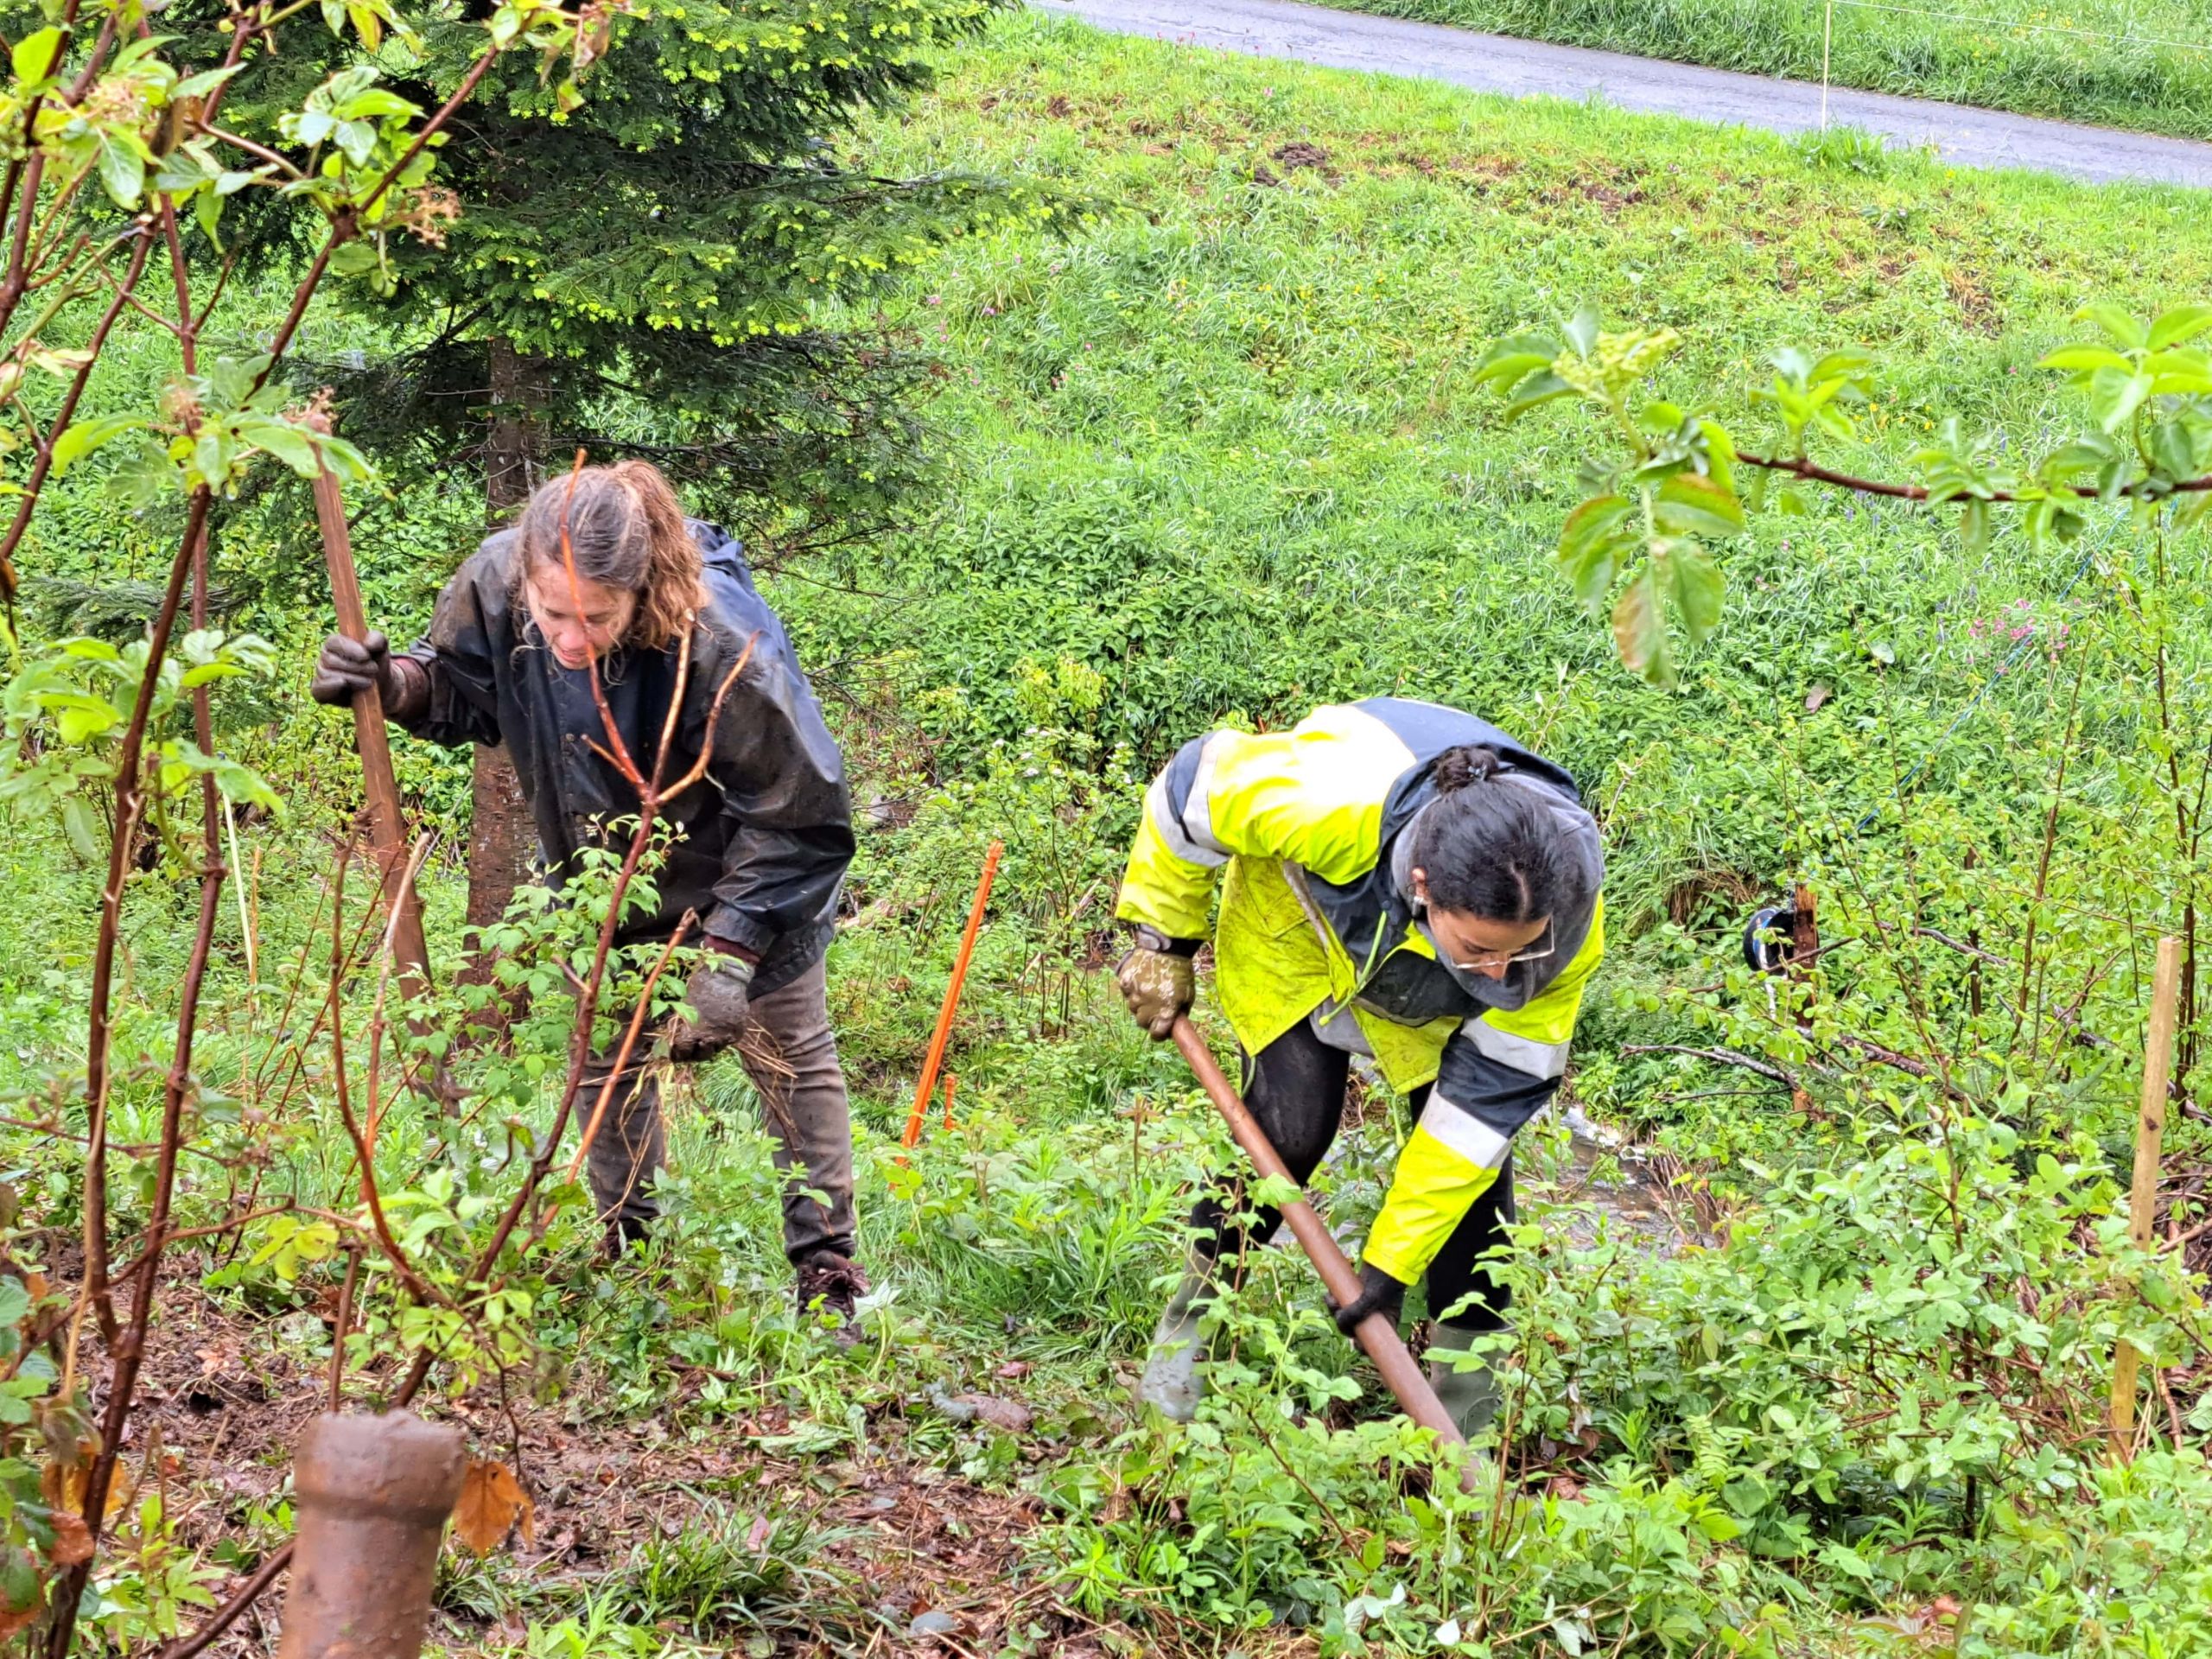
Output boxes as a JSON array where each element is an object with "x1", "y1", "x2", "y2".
[
  {"x1": 804, "y1": 11, "x2": 2212, "y2": 950},
  {"x1": 1313, "y1": 0, "x2": 2212, "y2": 141}
]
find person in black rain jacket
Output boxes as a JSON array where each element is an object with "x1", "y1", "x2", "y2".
[{"x1": 312, "y1": 461, "x2": 868, "y2": 1332}]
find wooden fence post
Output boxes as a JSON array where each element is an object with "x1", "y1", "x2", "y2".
[{"x1": 2108, "y1": 934, "x2": 2183, "y2": 1462}]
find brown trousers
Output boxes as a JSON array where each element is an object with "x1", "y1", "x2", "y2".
[{"x1": 576, "y1": 955, "x2": 857, "y2": 1264}]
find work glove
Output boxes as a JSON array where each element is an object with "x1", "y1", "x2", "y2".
[
  {"x1": 1328, "y1": 1260, "x2": 1408, "y2": 1339},
  {"x1": 1116, "y1": 925, "x2": 1198, "y2": 1040},
  {"x1": 310, "y1": 631, "x2": 398, "y2": 708},
  {"x1": 665, "y1": 940, "x2": 757, "y2": 1062}
]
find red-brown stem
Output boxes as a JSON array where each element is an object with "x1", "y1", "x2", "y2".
[
  {"x1": 565, "y1": 916, "x2": 692, "y2": 1182},
  {"x1": 363, "y1": 834, "x2": 435, "y2": 1141},
  {"x1": 44, "y1": 546, "x2": 229, "y2": 1659},
  {"x1": 155, "y1": 1544, "x2": 291, "y2": 1659},
  {"x1": 1742, "y1": 449, "x2": 2212, "y2": 504},
  {"x1": 391, "y1": 634, "x2": 758, "y2": 1403},
  {"x1": 327, "y1": 847, "x2": 441, "y2": 1306},
  {"x1": 80, "y1": 490, "x2": 210, "y2": 1346},
  {"x1": 0, "y1": 225, "x2": 156, "y2": 594},
  {"x1": 0, "y1": 0, "x2": 90, "y2": 338}
]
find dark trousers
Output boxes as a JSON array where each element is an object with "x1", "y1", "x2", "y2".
[
  {"x1": 576, "y1": 956, "x2": 857, "y2": 1265},
  {"x1": 1190, "y1": 1018, "x2": 1515, "y2": 1334}
]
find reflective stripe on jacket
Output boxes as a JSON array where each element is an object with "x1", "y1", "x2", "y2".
[{"x1": 1116, "y1": 698, "x2": 1605, "y2": 1285}]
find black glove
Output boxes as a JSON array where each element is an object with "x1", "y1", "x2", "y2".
[
  {"x1": 1329, "y1": 1260, "x2": 1408, "y2": 1338},
  {"x1": 311, "y1": 631, "x2": 395, "y2": 708}
]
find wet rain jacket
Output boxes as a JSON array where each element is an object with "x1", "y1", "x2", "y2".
[
  {"x1": 396, "y1": 523, "x2": 853, "y2": 995},
  {"x1": 1116, "y1": 699, "x2": 1605, "y2": 1286}
]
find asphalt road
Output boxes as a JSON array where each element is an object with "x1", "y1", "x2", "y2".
[{"x1": 1033, "y1": 0, "x2": 2212, "y2": 188}]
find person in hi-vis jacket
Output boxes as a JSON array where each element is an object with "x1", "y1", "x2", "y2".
[{"x1": 1113, "y1": 699, "x2": 1604, "y2": 1438}]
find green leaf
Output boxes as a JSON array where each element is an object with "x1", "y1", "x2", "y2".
[
  {"x1": 1960, "y1": 498, "x2": 1991, "y2": 554},
  {"x1": 96, "y1": 138, "x2": 145, "y2": 209},
  {"x1": 10, "y1": 26, "x2": 61, "y2": 86},
  {"x1": 2147, "y1": 305, "x2": 2212, "y2": 353},
  {"x1": 1663, "y1": 543, "x2": 1725, "y2": 643},
  {"x1": 1501, "y1": 371, "x2": 1573, "y2": 420},
  {"x1": 2038, "y1": 346, "x2": 2134, "y2": 375},
  {"x1": 1556, "y1": 494, "x2": 1633, "y2": 613},
  {"x1": 172, "y1": 64, "x2": 245, "y2": 99},
  {"x1": 1611, "y1": 568, "x2": 1671, "y2": 685},
  {"x1": 61, "y1": 796, "x2": 101, "y2": 861},
  {"x1": 335, "y1": 88, "x2": 419, "y2": 121},
  {"x1": 50, "y1": 416, "x2": 143, "y2": 477},
  {"x1": 236, "y1": 417, "x2": 321, "y2": 476},
  {"x1": 2077, "y1": 302, "x2": 2147, "y2": 352},
  {"x1": 194, "y1": 186, "x2": 224, "y2": 250},
  {"x1": 1653, "y1": 473, "x2": 1745, "y2": 538},
  {"x1": 1562, "y1": 304, "x2": 1599, "y2": 359},
  {"x1": 2090, "y1": 366, "x2": 2153, "y2": 435}
]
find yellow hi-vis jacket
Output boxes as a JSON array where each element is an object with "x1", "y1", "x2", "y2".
[{"x1": 1116, "y1": 699, "x2": 1605, "y2": 1287}]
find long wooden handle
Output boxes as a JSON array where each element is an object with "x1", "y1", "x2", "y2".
[
  {"x1": 309, "y1": 448, "x2": 431, "y2": 988},
  {"x1": 1170, "y1": 1017, "x2": 1471, "y2": 1456}
]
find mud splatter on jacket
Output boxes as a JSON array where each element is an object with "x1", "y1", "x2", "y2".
[
  {"x1": 1116, "y1": 699, "x2": 1605, "y2": 1286},
  {"x1": 396, "y1": 523, "x2": 853, "y2": 996}
]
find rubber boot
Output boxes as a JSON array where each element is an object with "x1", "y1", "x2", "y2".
[
  {"x1": 1428, "y1": 1322, "x2": 1504, "y2": 1443},
  {"x1": 1136, "y1": 1252, "x2": 1217, "y2": 1421}
]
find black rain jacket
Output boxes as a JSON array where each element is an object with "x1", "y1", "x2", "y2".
[{"x1": 396, "y1": 522, "x2": 853, "y2": 995}]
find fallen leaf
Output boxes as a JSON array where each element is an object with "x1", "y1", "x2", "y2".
[
  {"x1": 994, "y1": 1361, "x2": 1032, "y2": 1380},
  {"x1": 452, "y1": 1459, "x2": 535, "y2": 1556},
  {"x1": 957, "y1": 1393, "x2": 1032, "y2": 1433},
  {"x1": 47, "y1": 1513, "x2": 92, "y2": 1568},
  {"x1": 1804, "y1": 683, "x2": 1830, "y2": 712},
  {"x1": 745, "y1": 1513, "x2": 772, "y2": 1552}
]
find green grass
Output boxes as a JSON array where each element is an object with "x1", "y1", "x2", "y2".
[
  {"x1": 1318, "y1": 0, "x2": 2212, "y2": 141},
  {"x1": 804, "y1": 11, "x2": 2212, "y2": 942}
]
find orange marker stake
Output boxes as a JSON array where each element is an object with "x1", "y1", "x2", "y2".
[
  {"x1": 901, "y1": 841, "x2": 1002, "y2": 1151},
  {"x1": 941, "y1": 1071, "x2": 957, "y2": 1133}
]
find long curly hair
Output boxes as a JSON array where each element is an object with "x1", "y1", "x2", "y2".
[{"x1": 514, "y1": 461, "x2": 706, "y2": 651}]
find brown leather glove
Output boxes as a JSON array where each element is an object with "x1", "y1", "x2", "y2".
[{"x1": 1115, "y1": 926, "x2": 1198, "y2": 1040}]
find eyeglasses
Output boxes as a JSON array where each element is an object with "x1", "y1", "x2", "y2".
[{"x1": 1439, "y1": 940, "x2": 1554, "y2": 975}]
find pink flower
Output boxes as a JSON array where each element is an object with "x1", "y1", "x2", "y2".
[{"x1": 926, "y1": 295, "x2": 943, "y2": 307}]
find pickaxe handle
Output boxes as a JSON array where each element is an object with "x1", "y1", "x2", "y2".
[
  {"x1": 1170, "y1": 1016, "x2": 1478, "y2": 1473},
  {"x1": 308, "y1": 433, "x2": 431, "y2": 990}
]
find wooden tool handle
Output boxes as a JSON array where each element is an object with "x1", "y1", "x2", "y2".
[
  {"x1": 308, "y1": 425, "x2": 430, "y2": 987},
  {"x1": 1170, "y1": 1017, "x2": 1470, "y2": 1453}
]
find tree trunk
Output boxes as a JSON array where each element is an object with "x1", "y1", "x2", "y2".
[{"x1": 466, "y1": 337, "x2": 548, "y2": 934}]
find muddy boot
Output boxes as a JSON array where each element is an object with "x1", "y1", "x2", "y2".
[
  {"x1": 796, "y1": 1250, "x2": 870, "y2": 1347},
  {"x1": 1428, "y1": 1322, "x2": 1503, "y2": 1444},
  {"x1": 602, "y1": 1215, "x2": 651, "y2": 1260},
  {"x1": 1136, "y1": 1252, "x2": 1217, "y2": 1422}
]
